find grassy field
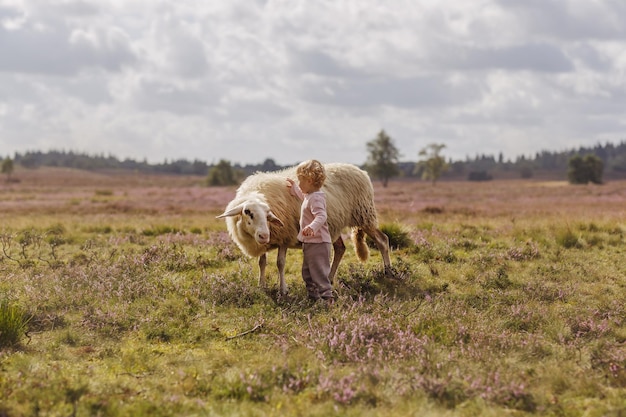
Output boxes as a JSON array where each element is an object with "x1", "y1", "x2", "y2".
[{"x1": 1, "y1": 167, "x2": 625, "y2": 416}]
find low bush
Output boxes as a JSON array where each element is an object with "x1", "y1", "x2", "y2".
[
  {"x1": 367, "y1": 222, "x2": 412, "y2": 250},
  {"x1": 0, "y1": 296, "x2": 31, "y2": 348},
  {"x1": 556, "y1": 228, "x2": 581, "y2": 249}
]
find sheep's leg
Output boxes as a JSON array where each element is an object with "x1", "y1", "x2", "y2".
[
  {"x1": 276, "y1": 246, "x2": 288, "y2": 295},
  {"x1": 258, "y1": 253, "x2": 267, "y2": 287},
  {"x1": 368, "y1": 228, "x2": 393, "y2": 275},
  {"x1": 329, "y1": 237, "x2": 346, "y2": 284}
]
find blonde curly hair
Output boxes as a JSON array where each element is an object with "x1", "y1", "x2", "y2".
[{"x1": 296, "y1": 159, "x2": 326, "y2": 189}]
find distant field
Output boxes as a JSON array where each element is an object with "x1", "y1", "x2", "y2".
[{"x1": 1, "y1": 167, "x2": 625, "y2": 416}]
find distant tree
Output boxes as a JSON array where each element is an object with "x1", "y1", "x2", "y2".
[
  {"x1": 610, "y1": 153, "x2": 626, "y2": 172},
  {"x1": 191, "y1": 159, "x2": 209, "y2": 176},
  {"x1": 520, "y1": 165, "x2": 533, "y2": 179},
  {"x1": 365, "y1": 130, "x2": 400, "y2": 187},
  {"x1": 468, "y1": 171, "x2": 493, "y2": 182},
  {"x1": 2, "y1": 158, "x2": 14, "y2": 181},
  {"x1": 207, "y1": 159, "x2": 239, "y2": 186},
  {"x1": 260, "y1": 158, "x2": 279, "y2": 172},
  {"x1": 585, "y1": 154, "x2": 604, "y2": 184},
  {"x1": 449, "y1": 160, "x2": 465, "y2": 176},
  {"x1": 567, "y1": 155, "x2": 587, "y2": 184},
  {"x1": 567, "y1": 154, "x2": 604, "y2": 184},
  {"x1": 416, "y1": 143, "x2": 448, "y2": 185}
]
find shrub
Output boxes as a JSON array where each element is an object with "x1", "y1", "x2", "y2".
[
  {"x1": 0, "y1": 297, "x2": 31, "y2": 348},
  {"x1": 367, "y1": 222, "x2": 412, "y2": 250},
  {"x1": 556, "y1": 228, "x2": 581, "y2": 249},
  {"x1": 141, "y1": 225, "x2": 180, "y2": 236},
  {"x1": 567, "y1": 154, "x2": 604, "y2": 184},
  {"x1": 421, "y1": 206, "x2": 444, "y2": 214},
  {"x1": 520, "y1": 166, "x2": 533, "y2": 179},
  {"x1": 468, "y1": 171, "x2": 493, "y2": 181},
  {"x1": 207, "y1": 159, "x2": 241, "y2": 186},
  {"x1": 94, "y1": 189, "x2": 114, "y2": 196}
]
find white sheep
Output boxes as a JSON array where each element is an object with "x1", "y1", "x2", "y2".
[{"x1": 217, "y1": 162, "x2": 392, "y2": 294}]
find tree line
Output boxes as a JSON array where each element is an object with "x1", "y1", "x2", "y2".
[
  {"x1": 208, "y1": 131, "x2": 623, "y2": 186},
  {"x1": 3, "y1": 135, "x2": 626, "y2": 185},
  {"x1": 7, "y1": 150, "x2": 210, "y2": 176},
  {"x1": 362, "y1": 130, "x2": 622, "y2": 186}
]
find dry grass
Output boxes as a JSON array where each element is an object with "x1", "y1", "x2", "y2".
[{"x1": 373, "y1": 179, "x2": 626, "y2": 222}]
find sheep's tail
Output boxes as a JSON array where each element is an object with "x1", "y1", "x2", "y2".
[{"x1": 351, "y1": 228, "x2": 370, "y2": 262}]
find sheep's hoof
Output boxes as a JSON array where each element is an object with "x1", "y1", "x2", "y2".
[{"x1": 384, "y1": 266, "x2": 401, "y2": 280}]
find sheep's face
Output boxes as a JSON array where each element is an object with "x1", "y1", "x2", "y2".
[
  {"x1": 240, "y1": 202, "x2": 272, "y2": 244},
  {"x1": 217, "y1": 200, "x2": 284, "y2": 245}
]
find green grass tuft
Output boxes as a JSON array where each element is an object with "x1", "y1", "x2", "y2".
[
  {"x1": 556, "y1": 227, "x2": 581, "y2": 248},
  {"x1": 0, "y1": 297, "x2": 31, "y2": 348},
  {"x1": 367, "y1": 222, "x2": 413, "y2": 250}
]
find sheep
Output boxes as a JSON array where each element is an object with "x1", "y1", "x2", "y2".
[{"x1": 216, "y1": 162, "x2": 392, "y2": 294}]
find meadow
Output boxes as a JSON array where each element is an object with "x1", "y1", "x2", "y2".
[{"x1": 0, "y1": 167, "x2": 625, "y2": 417}]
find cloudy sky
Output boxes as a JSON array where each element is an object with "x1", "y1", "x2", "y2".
[{"x1": 1, "y1": 0, "x2": 625, "y2": 166}]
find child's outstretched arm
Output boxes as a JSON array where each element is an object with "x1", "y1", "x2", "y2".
[{"x1": 286, "y1": 178, "x2": 303, "y2": 199}]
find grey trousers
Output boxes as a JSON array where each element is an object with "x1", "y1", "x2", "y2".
[{"x1": 302, "y1": 242, "x2": 332, "y2": 299}]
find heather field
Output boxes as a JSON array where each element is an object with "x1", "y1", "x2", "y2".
[{"x1": 1, "y1": 167, "x2": 625, "y2": 417}]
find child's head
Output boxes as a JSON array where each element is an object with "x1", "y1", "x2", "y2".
[{"x1": 296, "y1": 159, "x2": 326, "y2": 189}]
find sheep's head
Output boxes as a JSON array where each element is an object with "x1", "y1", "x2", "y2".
[{"x1": 217, "y1": 199, "x2": 284, "y2": 245}]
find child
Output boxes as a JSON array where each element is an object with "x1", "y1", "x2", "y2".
[{"x1": 286, "y1": 160, "x2": 333, "y2": 303}]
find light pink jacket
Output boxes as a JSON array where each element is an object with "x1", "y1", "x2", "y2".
[{"x1": 290, "y1": 184, "x2": 332, "y2": 243}]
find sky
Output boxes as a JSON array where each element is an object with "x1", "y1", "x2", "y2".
[{"x1": 1, "y1": 0, "x2": 625, "y2": 166}]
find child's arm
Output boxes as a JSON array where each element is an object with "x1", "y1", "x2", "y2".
[{"x1": 286, "y1": 178, "x2": 304, "y2": 199}]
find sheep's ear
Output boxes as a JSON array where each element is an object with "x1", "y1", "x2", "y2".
[
  {"x1": 216, "y1": 204, "x2": 244, "y2": 219},
  {"x1": 268, "y1": 211, "x2": 284, "y2": 226}
]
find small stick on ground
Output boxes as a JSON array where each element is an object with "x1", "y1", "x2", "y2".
[{"x1": 225, "y1": 321, "x2": 264, "y2": 341}]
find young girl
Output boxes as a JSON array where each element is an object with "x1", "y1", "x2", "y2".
[{"x1": 286, "y1": 160, "x2": 333, "y2": 302}]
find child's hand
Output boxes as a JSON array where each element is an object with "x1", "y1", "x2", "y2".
[
  {"x1": 302, "y1": 226, "x2": 314, "y2": 237},
  {"x1": 286, "y1": 178, "x2": 294, "y2": 188}
]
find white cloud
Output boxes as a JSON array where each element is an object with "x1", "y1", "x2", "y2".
[{"x1": 0, "y1": 0, "x2": 625, "y2": 165}]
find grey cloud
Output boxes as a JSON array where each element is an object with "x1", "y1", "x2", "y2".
[
  {"x1": 1, "y1": 71, "x2": 111, "y2": 106},
  {"x1": 61, "y1": 74, "x2": 112, "y2": 105},
  {"x1": 0, "y1": 5, "x2": 21, "y2": 21},
  {"x1": 43, "y1": 0, "x2": 99, "y2": 18},
  {"x1": 155, "y1": 22, "x2": 210, "y2": 79},
  {"x1": 0, "y1": 17, "x2": 136, "y2": 76},
  {"x1": 575, "y1": 90, "x2": 626, "y2": 117},
  {"x1": 289, "y1": 49, "x2": 363, "y2": 78},
  {"x1": 569, "y1": 44, "x2": 612, "y2": 71},
  {"x1": 499, "y1": 0, "x2": 626, "y2": 40},
  {"x1": 11, "y1": 0, "x2": 100, "y2": 20},
  {"x1": 0, "y1": 74, "x2": 39, "y2": 103},
  {"x1": 133, "y1": 79, "x2": 220, "y2": 115},
  {"x1": 463, "y1": 43, "x2": 574, "y2": 73},
  {"x1": 1, "y1": 27, "x2": 76, "y2": 75},
  {"x1": 222, "y1": 99, "x2": 291, "y2": 123},
  {"x1": 301, "y1": 76, "x2": 481, "y2": 109},
  {"x1": 167, "y1": 34, "x2": 209, "y2": 78},
  {"x1": 290, "y1": 40, "x2": 573, "y2": 99},
  {"x1": 71, "y1": 28, "x2": 137, "y2": 71}
]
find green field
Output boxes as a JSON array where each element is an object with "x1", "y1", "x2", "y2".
[{"x1": 1, "y1": 168, "x2": 625, "y2": 416}]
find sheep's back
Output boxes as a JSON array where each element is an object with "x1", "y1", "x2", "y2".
[{"x1": 323, "y1": 163, "x2": 379, "y2": 240}]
